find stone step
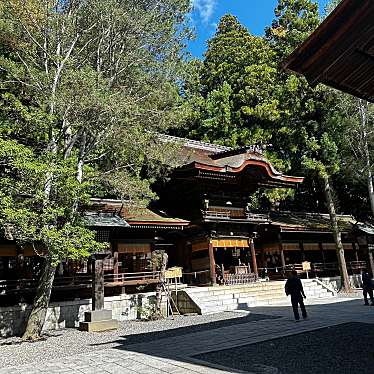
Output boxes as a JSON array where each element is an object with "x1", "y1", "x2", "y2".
[{"x1": 183, "y1": 280, "x2": 335, "y2": 315}]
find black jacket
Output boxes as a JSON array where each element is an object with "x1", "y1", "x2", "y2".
[
  {"x1": 362, "y1": 272, "x2": 373, "y2": 290},
  {"x1": 285, "y1": 277, "x2": 306, "y2": 298}
]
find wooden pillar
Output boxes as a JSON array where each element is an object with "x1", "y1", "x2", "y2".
[
  {"x1": 92, "y1": 259, "x2": 104, "y2": 311},
  {"x1": 352, "y1": 242, "x2": 359, "y2": 262},
  {"x1": 208, "y1": 241, "x2": 216, "y2": 285},
  {"x1": 300, "y1": 242, "x2": 305, "y2": 261},
  {"x1": 278, "y1": 234, "x2": 286, "y2": 268},
  {"x1": 319, "y1": 242, "x2": 326, "y2": 266},
  {"x1": 249, "y1": 238, "x2": 258, "y2": 277},
  {"x1": 16, "y1": 245, "x2": 24, "y2": 276},
  {"x1": 261, "y1": 248, "x2": 266, "y2": 267},
  {"x1": 113, "y1": 251, "x2": 119, "y2": 279},
  {"x1": 368, "y1": 245, "x2": 374, "y2": 278}
]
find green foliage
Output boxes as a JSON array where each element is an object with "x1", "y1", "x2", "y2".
[
  {"x1": 0, "y1": 0, "x2": 193, "y2": 263},
  {"x1": 265, "y1": 0, "x2": 319, "y2": 58},
  {"x1": 183, "y1": 14, "x2": 281, "y2": 149},
  {"x1": 180, "y1": 0, "x2": 358, "y2": 210}
]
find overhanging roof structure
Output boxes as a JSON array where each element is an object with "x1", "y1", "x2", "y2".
[
  {"x1": 283, "y1": 0, "x2": 374, "y2": 102},
  {"x1": 270, "y1": 211, "x2": 356, "y2": 233},
  {"x1": 88, "y1": 198, "x2": 189, "y2": 229},
  {"x1": 164, "y1": 135, "x2": 304, "y2": 189}
]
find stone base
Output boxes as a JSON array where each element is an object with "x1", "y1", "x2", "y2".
[
  {"x1": 79, "y1": 309, "x2": 118, "y2": 332},
  {"x1": 79, "y1": 319, "x2": 119, "y2": 332}
]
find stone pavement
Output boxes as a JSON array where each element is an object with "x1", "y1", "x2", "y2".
[{"x1": 1, "y1": 297, "x2": 374, "y2": 374}]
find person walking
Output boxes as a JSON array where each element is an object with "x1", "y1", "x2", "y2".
[
  {"x1": 362, "y1": 270, "x2": 374, "y2": 306},
  {"x1": 285, "y1": 270, "x2": 307, "y2": 321}
]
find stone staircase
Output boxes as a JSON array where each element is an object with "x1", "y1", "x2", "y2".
[{"x1": 173, "y1": 279, "x2": 336, "y2": 315}]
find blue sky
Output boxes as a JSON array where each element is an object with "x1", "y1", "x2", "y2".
[{"x1": 189, "y1": 0, "x2": 330, "y2": 58}]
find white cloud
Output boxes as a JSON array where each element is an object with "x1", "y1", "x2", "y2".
[{"x1": 191, "y1": 0, "x2": 217, "y2": 24}]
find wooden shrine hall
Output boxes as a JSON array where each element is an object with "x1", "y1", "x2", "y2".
[{"x1": 1, "y1": 135, "x2": 373, "y2": 304}]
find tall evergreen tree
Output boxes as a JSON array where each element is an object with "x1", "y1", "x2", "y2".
[{"x1": 267, "y1": 0, "x2": 351, "y2": 290}]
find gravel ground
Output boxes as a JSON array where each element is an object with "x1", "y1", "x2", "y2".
[
  {"x1": 0, "y1": 311, "x2": 277, "y2": 368},
  {"x1": 195, "y1": 322, "x2": 374, "y2": 374}
]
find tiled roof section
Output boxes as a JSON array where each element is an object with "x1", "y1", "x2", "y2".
[
  {"x1": 88, "y1": 199, "x2": 189, "y2": 227},
  {"x1": 356, "y1": 222, "x2": 374, "y2": 235},
  {"x1": 83, "y1": 212, "x2": 129, "y2": 227},
  {"x1": 121, "y1": 206, "x2": 189, "y2": 225},
  {"x1": 159, "y1": 134, "x2": 230, "y2": 154},
  {"x1": 270, "y1": 211, "x2": 356, "y2": 232}
]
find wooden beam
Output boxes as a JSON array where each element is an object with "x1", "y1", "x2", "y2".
[
  {"x1": 208, "y1": 240, "x2": 216, "y2": 285},
  {"x1": 249, "y1": 238, "x2": 258, "y2": 278}
]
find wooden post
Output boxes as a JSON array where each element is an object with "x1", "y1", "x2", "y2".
[
  {"x1": 92, "y1": 259, "x2": 104, "y2": 311},
  {"x1": 352, "y1": 242, "x2": 359, "y2": 262},
  {"x1": 278, "y1": 233, "x2": 286, "y2": 276},
  {"x1": 280, "y1": 250, "x2": 286, "y2": 268},
  {"x1": 368, "y1": 245, "x2": 374, "y2": 278},
  {"x1": 319, "y1": 242, "x2": 326, "y2": 266},
  {"x1": 249, "y1": 238, "x2": 258, "y2": 277},
  {"x1": 261, "y1": 248, "x2": 266, "y2": 267},
  {"x1": 113, "y1": 251, "x2": 119, "y2": 280},
  {"x1": 208, "y1": 241, "x2": 216, "y2": 285},
  {"x1": 300, "y1": 242, "x2": 306, "y2": 261}
]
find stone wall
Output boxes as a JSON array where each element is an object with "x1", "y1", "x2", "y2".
[
  {"x1": 171, "y1": 290, "x2": 200, "y2": 314},
  {"x1": 0, "y1": 292, "x2": 166, "y2": 338},
  {"x1": 319, "y1": 274, "x2": 362, "y2": 290}
]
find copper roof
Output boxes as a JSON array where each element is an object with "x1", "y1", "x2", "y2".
[
  {"x1": 159, "y1": 134, "x2": 303, "y2": 187},
  {"x1": 88, "y1": 199, "x2": 189, "y2": 228},
  {"x1": 270, "y1": 211, "x2": 356, "y2": 233},
  {"x1": 283, "y1": 0, "x2": 374, "y2": 102}
]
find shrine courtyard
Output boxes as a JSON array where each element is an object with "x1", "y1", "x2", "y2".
[{"x1": 1, "y1": 297, "x2": 374, "y2": 374}]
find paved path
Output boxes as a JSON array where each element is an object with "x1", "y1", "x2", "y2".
[{"x1": 1, "y1": 297, "x2": 373, "y2": 374}]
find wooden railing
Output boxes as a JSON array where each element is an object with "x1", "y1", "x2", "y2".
[
  {"x1": 223, "y1": 272, "x2": 257, "y2": 285},
  {"x1": 245, "y1": 212, "x2": 270, "y2": 222},
  {"x1": 182, "y1": 270, "x2": 211, "y2": 286},
  {"x1": 258, "y1": 261, "x2": 368, "y2": 279},
  {"x1": 105, "y1": 271, "x2": 160, "y2": 284},
  {"x1": 202, "y1": 209, "x2": 269, "y2": 222},
  {"x1": 0, "y1": 271, "x2": 161, "y2": 294},
  {"x1": 203, "y1": 210, "x2": 230, "y2": 219}
]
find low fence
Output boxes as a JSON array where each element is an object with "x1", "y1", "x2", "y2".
[
  {"x1": 182, "y1": 270, "x2": 211, "y2": 286},
  {"x1": 258, "y1": 260, "x2": 367, "y2": 280},
  {"x1": 223, "y1": 273, "x2": 257, "y2": 285}
]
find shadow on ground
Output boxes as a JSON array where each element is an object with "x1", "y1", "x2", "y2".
[
  {"x1": 90, "y1": 312, "x2": 280, "y2": 346},
  {"x1": 195, "y1": 322, "x2": 374, "y2": 374},
  {"x1": 91, "y1": 299, "x2": 374, "y2": 374}
]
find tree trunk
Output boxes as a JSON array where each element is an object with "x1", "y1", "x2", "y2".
[
  {"x1": 22, "y1": 257, "x2": 56, "y2": 341},
  {"x1": 155, "y1": 252, "x2": 168, "y2": 317},
  {"x1": 358, "y1": 99, "x2": 374, "y2": 215},
  {"x1": 322, "y1": 174, "x2": 351, "y2": 291},
  {"x1": 367, "y1": 169, "x2": 374, "y2": 216}
]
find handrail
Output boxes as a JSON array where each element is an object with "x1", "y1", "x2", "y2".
[{"x1": 313, "y1": 278, "x2": 337, "y2": 296}]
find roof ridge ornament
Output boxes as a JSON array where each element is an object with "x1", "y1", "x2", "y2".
[{"x1": 210, "y1": 144, "x2": 266, "y2": 160}]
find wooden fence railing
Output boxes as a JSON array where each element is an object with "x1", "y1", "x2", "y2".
[{"x1": 0, "y1": 271, "x2": 161, "y2": 294}]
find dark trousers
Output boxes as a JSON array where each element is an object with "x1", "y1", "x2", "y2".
[
  {"x1": 363, "y1": 287, "x2": 374, "y2": 305},
  {"x1": 291, "y1": 295, "x2": 307, "y2": 320}
]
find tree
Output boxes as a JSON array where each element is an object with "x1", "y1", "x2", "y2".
[
  {"x1": 265, "y1": 0, "x2": 319, "y2": 58},
  {"x1": 266, "y1": 0, "x2": 351, "y2": 290},
  {"x1": 185, "y1": 15, "x2": 280, "y2": 148},
  {"x1": 339, "y1": 98, "x2": 374, "y2": 218},
  {"x1": 0, "y1": 0, "x2": 191, "y2": 340}
]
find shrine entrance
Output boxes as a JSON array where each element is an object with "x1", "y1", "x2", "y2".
[{"x1": 211, "y1": 238, "x2": 258, "y2": 285}]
